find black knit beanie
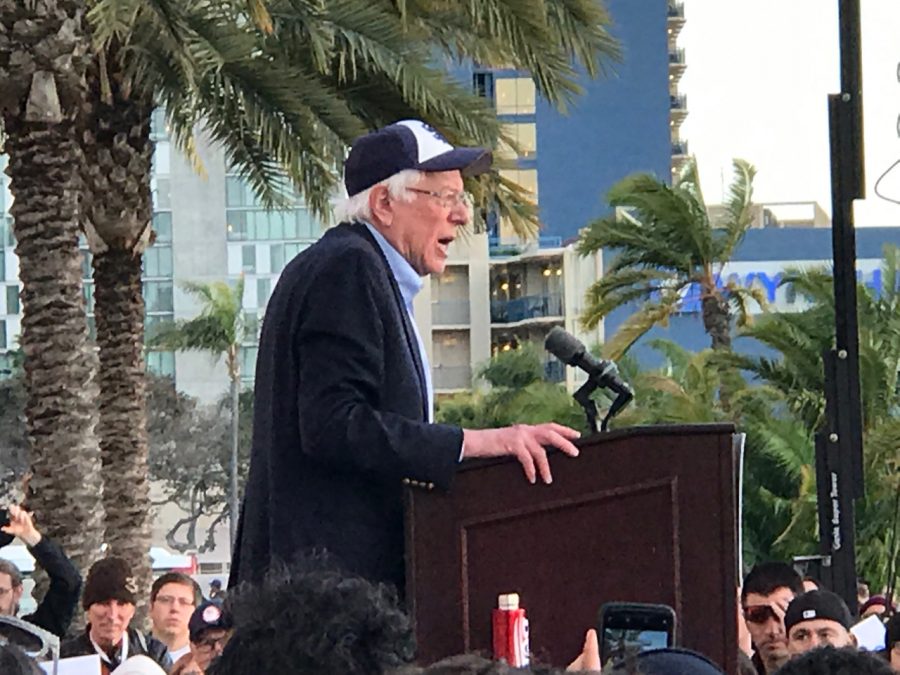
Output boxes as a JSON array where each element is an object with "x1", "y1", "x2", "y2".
[{"x1": 82, "y1": 557, "x2": 137, "y2": 610}]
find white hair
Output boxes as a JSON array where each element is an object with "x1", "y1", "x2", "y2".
[{"x1": 333, "y1": 169, "x2": 424, "y2": 223}]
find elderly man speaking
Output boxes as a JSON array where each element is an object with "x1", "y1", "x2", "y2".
[{"x1": 230, "y1": 120, "x2": 581, "y2": 592}]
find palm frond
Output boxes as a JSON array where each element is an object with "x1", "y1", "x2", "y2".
[{"x1": 601, "y1": 293, "x2": 682, "y2": 360}]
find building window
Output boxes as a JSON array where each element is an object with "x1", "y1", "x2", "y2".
[
  {"x1": 495, "y1": 78, "x2": 536, "y2": 115},
  {"x1": 0, "y1": 252, "x2": 4, "y2": 279},
  {"x1": 152, "y1": 141, "x2": 171, "y2": 175},
  {"x1": 241, "y1": 245, "x2": 256, "y2": 273},
  {"x1": 499, "y1": 123, "x2": 537, "y2": 159},
  {"x1": 499, "y1": 169, "x2": 538, "y2": 201},
  {"x1": 243, "y1": 311, "x2": 259, "y2": 342},
  {"x1": 0, "y1": 319, "x2": 6, "y2": 349},
  {"x1": 152, "y1": 177, "x2": 171, "y2": 210},
  {"x1": 226, "y1": 208, "x2": 318, "y2": 241},
  {"x1": 239, "y1": 346, "x2": 258, "y2": 380},
  {"x1": 256, "y1": 277, "x2": 271, "y2": 308},
  {"x1": 83, "y1": 283, "x2": 95, "y2": 313},
  {"x1": 145, "y1": 281, "x2": 174, "y2": 312},
  {"x1": 144, "y1": 246, "x2": 173, "y2": 278},
  {"x1": 5, "y1": 284, "x2": 19, "y2": 314},
  {"x1": 270, "y1": 244, "x2": 284, "y2": 272},
  {"x1": 153, "y1": 212, "x2": 173, "y2": 243},
  {"x1": 147, "y1": 350, "x2": 175, "y2": 378},
  {"x1": 473, "y1": 71, "x2": 495, "y2": 98}
]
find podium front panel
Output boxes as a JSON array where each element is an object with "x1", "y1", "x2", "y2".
[{"x1": 405, "y1": 424, "x2": 738, "y2": 672}]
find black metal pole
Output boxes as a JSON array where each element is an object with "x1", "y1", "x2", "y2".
[{"x1": 817, "y1": 0, "x2": 865, "y2": 613}]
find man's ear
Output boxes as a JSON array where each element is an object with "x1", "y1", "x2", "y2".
[{"x1": 369, "y1": 186, "x2": 393, "y2": 226}]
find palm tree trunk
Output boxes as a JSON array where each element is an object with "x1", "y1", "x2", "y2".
[
  {"x1": 92, "y1": 249, "x2": 153, "y2": 624},
  {"x1": 701, "y1": 293, "x2": 732, "y2": 350},
  {"x1": 0, "y1": 0, "x2": 106, "y2": 589},
  {"x1": 80, "y1": 46, "x2": 156, "y2": 625}
]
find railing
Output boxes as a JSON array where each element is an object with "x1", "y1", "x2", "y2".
[
  {"x1": 668, "y1": 48, "x2": 686, "y2": 65},
  {"x1": 670, "y1": 94, "x2": 687, "y2": 110},
  {"x1": 433, "y1": 365, "x2": 473, "y2": 390},
  {"x1": 432, "y1": 300, "x2": 471, "y2": 326},
  {"x1": 491, "y1": 293, "x2": 564, "y2": 323},
  {"x1": 668, "y1": 1, "x2": 685, "y2": 18},
  {"x1": 539, "y1": 235, "x2": 563, "y2": 248}
]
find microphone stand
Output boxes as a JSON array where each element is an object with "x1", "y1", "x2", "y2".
[{"x1": 573, "y1": 376, "x2": 634, "y2": 433}]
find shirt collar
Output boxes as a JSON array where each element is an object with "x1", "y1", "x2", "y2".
[{"x1": 363, "y1": 222, "x2": 424, "y2": 309}]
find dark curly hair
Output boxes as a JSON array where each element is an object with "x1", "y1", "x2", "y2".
[
  {"x1": 773, "y1": 647, "x2": 894, "y2": 675},
  {"x1": 393, "y1": 654, "x2": 559, "y2": 675},
  {"x1": 0, "y1": 643, "x2": 43, "y2": 675},
  {"x1": 208, "y1": 556, "x2": 415, "y2": 675}
]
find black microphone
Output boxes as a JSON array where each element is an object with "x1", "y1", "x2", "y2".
[{"x1": 544, "y1": 327, "x2": 633, "y2": 398}]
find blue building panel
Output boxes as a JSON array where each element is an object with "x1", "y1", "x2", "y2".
[{"x1": 537, "y1": 0, "x2": 671, "y2": 243}]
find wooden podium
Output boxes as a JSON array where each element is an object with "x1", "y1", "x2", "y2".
[{"x1": 404, "y1": 423, "x2": 739, "y2": 672}]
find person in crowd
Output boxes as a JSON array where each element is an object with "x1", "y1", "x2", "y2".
[
  {"x1": 207, "y1": 580, "x2": 225, "y2": 603},
  {"x1": 741, "y1": 562, "x2": 805, "y2": 675},
  {"x1": 393, "y1": 654, "x2": 550, "y2": 674},
  {"x1": 773, "y1": 646, "x2": 894, "y2": 675},
  {"x1": 230, "y1": 119, "x2": 581, "y2": 591},
  {"x1": 61, "y1": 557, "x2": 171, "y2": 674},
  {"x1": 211, "y1": 559, "x2": 415, "y2": 674},
  {"x1": 858, "y1": 580, "x2": 872, "y2": 610},
  {"x1": 149, "y1": 572, "x2": 202, "y2": 662},
  {"x1": 785, "y1": 590, "x2": 857, "y2": 656},
  {"x1": 0, "y1": 642, "x2": 43, "y2": 675},
  {"x1": 0, "y1": 504, "x2": 82, "y2": 637},
  {"x1": 860, "y1": 596, "x2": 896, "y2": 620},
  {"x1": 802, "y1": 578, "x2": 822, "y2": 593},
  {"x1": 185, "y1": 600, "x2": 232, "y2": 673},
  {"x1": 884, "y1": 612, "x2": 900, "y2": 672}
]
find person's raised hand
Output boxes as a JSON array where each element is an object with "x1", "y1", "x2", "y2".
[
  {"x1": 1, "y1": 504, "x2": 41, "y2": 547},
  {"x1": 567, "y1": 628, "x2": 602, "y2": 672},
  {"x1": 462, "y1": 422, "x2": 580, "y2": 484}
]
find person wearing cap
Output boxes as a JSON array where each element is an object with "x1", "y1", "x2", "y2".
[
  {"x1": 169, "y1": 601, "x2": 232, "y2": 674},
  {"x1": 60, "y1": 557, "x2": 171, "y2": 674},
  {"x1": 785, "y1": 590, "x2": 857, "y2": 657},
  {"x1": 740, "y1": 562, "x2": 804, "y2": 675},
  {"x1": 0, "y1": 504, "x2": 82, "y2": 638},
  {"x1": 230, "y1": 119, "x2": 581, "y2": 592},
  {"x1": 861, "y1": 595, "x2": 896, "y2": 620},
  {"x1": 207, "y1": 580, "x2": 225, "y2": 603}
]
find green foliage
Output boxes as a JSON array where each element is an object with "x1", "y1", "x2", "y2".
[
  {"x1": 437, "y1": 343, "x2": 585, "y2": 431},
  {"x1": 85, "y1": 0, "x2": 620, "y2": 236},
  {"x1": 578, "y1": 158, "x2": 759, "y2": 357}
]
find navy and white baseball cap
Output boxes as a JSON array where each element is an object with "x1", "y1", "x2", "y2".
[{"x1": 344, "y1": 119, "x2": 492, "y2": 196}]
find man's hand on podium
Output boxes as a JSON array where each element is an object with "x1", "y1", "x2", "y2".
[
  {"x1": 567, "y1": 628, "x2": 602, "y2": 672},
  {"x1": 461, "y1": 423, "x2": 580, "y2": 484}
]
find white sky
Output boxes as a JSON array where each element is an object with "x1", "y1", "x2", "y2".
[{"x1": 679, "y1": 0, "x2": 900, "y2": 226}]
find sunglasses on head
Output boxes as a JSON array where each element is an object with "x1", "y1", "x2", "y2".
[{"x1": 743, "y1": 605, "x2": 779, "y2": 624}]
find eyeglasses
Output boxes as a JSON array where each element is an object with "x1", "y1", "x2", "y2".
[
  {"x1": 742, "y1": 605, "x2": 779, "y2": 624},
  {"x1": 405, "y1": 187, "x2": 473, "y2": 210},
  {"x1": 196, "y1": 633, "x2": 229, "y2": 651},
  {"x1": 154, "y1": 595, "x2": 195, "y2": 608}
]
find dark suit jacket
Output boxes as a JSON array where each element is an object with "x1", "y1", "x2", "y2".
[{"x1": 230, "y1": 223, "x2": 463, "y2": 591}]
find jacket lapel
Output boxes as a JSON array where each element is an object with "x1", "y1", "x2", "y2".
[{"x1": 349, "y1": 224, "x2": 429, "y2": 422}]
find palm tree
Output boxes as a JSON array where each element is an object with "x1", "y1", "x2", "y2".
[
  {"x1": 0, "y1": 1, "x2": 106, "y2": 577},
  {"x1": 730, "y1": 248, "x2": 900, "y2": 590},
  {"x1": 73, "y1": 0, "x2": 620, "y2": 588},
  {"x1": 578, "y1": 158, "x2": 761, "y2": 360},
  {"x1": 148, "y1": 279, "x2": 246, "y2": 546}
]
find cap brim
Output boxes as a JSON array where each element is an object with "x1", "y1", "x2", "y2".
[{"x1": 417, "y1": 147, "x2": 492, "y2": 177}]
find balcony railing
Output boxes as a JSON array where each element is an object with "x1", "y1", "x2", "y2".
[
  {"x1": 667, "y1": 1, "x2": 685, "y2": 18},
  {"x1": 433, "y1": 365, "x2": 473, "y2": 390},
  {"x1": 668, "y1": 48, "x2": 685, "y2": 65},
  {"x1": 432, "y1": 300, "x2": 470, "y2": 326},
  {"x1": 670, "y1": 94, "x2": 687, "y2": 110},
  {"x1": 491, "y1": 293, "x2": 564, "y2": 323}
]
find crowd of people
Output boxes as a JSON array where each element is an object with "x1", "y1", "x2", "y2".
[{"x1": 0, "y1": 506, "x2": 897, "y2": 675}]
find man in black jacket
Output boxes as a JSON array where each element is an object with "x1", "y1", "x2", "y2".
[
  {"x1": 61, "y1": 557, "x2": 171, "y2": 673},
  {"x1": 230, "y1": 119, "x2": 582, "y2": 593},
  {"x1": 0, "y1": 504, "x2": 82, "y2": 638}
]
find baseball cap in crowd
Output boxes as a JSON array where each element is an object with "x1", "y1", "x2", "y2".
[
  {"x1": 784, "y1": 590, "x2": 853, "y2": 633},
  {"x1": 343, "y1": 120, "x2": 492, "y2": 197},
  {"x1": 189, "y1": 601, "x2": 232, "y2": 642},
  {"x1": 618, "y1": 648, "x2": 726, "y2": 675},
  {"x1": 860, "y1": 595, "x2": 895, "y2": 617}
]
